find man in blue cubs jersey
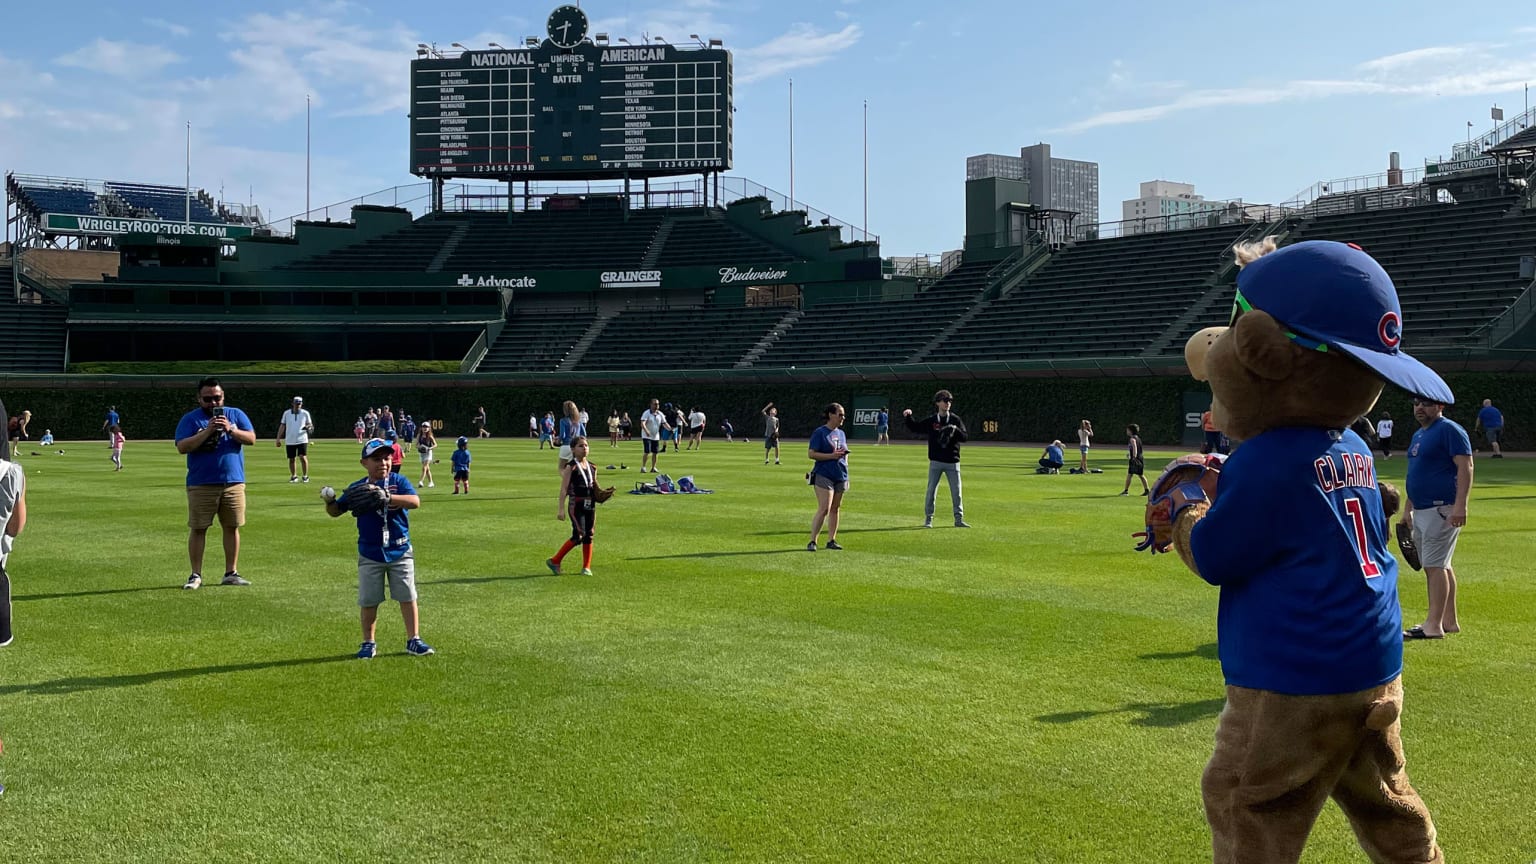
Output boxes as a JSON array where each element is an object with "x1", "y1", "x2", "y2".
[{"x1": 324, "y1": 438, "x2": 434, "y2": 659}]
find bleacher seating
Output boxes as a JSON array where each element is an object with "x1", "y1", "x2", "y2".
[
  {"x1": 577, "y1": 305, "x2": 792, "y2": 370},
  {"x1": 276, "y1": 220, "x2": 462, "y2": 272},
  {"x1": 753, "y1": 260, "x2": 997, "y2": 367},
  {"x1": 10, "y1": 182, "x2": 99, "y2": 218},
  {"x1": 444, "y1": 209, "x2": 667, "y2": 272},
  {"x1": 0, "y1": 265, "x2": 68, "y2": 372},
  {"x1": 654, "y1": 217, "x2": 796, "y2": 267},
  {"x1": 1282, "y1": 196, "x2": 1536, "y2": 345},
  {"x1": 105, "y1": 182, "x2": 221, "y2": 223},
  {"x1": 934, "y1": 225, "x2": 1249, "y2": 360},
  {"x1": 477, "y1": 307, "x2": 600, "y2": 372}
]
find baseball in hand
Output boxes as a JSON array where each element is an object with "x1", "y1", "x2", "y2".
[{"x1": 320, "y1": 486, "x2": 337, "y2": 503}]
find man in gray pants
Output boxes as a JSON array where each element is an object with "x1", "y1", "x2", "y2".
[{"x1": 903, "y1": 389, "x2": 970, "y2": 528}]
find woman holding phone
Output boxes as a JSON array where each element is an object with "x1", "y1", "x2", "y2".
[{"x1": 807, "y1": 403, "x2": 850, "y2": 552}]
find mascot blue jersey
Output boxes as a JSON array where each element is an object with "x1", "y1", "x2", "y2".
[{"x1": 1190, "y1": 427, "x2": 1402, "y2": 695}]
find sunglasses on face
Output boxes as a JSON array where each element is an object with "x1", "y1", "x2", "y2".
[
  {"x1": 200, "y1": 395, "x2": 224, "y2": 404},
  {"x1": 1228, "y1": 290, "x2": 1329, "y2": 353}
]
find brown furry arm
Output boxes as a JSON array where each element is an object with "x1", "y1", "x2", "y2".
[{"x1": 1171, "y1": 502, "x2": 1212, "y2": 575}]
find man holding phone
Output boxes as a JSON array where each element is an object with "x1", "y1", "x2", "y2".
[{"x1": 175, "y1": 377, "x2": 257, "y2": 590}]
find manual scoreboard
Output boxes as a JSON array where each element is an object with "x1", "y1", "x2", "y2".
[{"x1": 410, "y1": 14, "x2": 732, "y2": 180}]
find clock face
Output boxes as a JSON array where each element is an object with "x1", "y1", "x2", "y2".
[{"x1": 546, "y1": 5, "x2": 589, "y2": 49}]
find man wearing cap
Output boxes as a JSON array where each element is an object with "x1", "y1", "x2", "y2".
[
  {"x1": 276, "y1": 396, "x2": 315, "y2": 483},
  {"x1": 1401, "y1": 396, "x2": 1472, "y2": 640},
  {"x1": 175, "y1": 377, "x2": 257, "y2": 590},
  {"x1": 1176, "y1": 240, "x2": 1447, "y2": 862},
  {"x1": 903, "y1": 390, "x2": 970, "y2": 528}
]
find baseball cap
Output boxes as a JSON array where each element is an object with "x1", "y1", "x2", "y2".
[
  {"x1": 386, "y1": 429, "x2": 397, "y2": 440},
  {"x1": 1233, "y1": 241, "x2": 1454, "y2": 404},
  {"x1": 457, "y1": 436, "x2": 469, "y2": 446},
  {"x1": 361, "y1": 438, "x2": 391, "y2": 459},
  {"x1": 933, "y1": 389, "x2": 953, "y2": 403},
  {"x1": 292, "y1": 396, "x2": 303, "y2": 403}
]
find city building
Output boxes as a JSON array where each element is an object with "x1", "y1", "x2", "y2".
[
  {"x1": 1121, "y1": 180, "x2": 1276, "y2": 235},
  {"x1": 966, "y1": 143, "x2": 1100, "y2": 232}
]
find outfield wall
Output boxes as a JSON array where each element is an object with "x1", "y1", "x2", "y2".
[{"x1": 3, "y1": 371, "x2": 1529, "y2": 450}]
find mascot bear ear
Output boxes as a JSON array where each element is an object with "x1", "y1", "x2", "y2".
[{"x1": 1231, "y1": 309, "x2": 1297, "y2": 381}]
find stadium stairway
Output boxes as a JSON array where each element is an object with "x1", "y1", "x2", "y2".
[
  {"x1": 556, "y1": 310, "x2": 618, "y2": 371},
  {"x1": 477, "y1": 307, "x2": 600, "y2": 373},
  {"x1": 0, "y1": 272, "x2": 68, "y2": 372},
  {"x1": 753, "y1": 260, "x2": 997, "y2": 368},
  {"x1": 1147, "y1": 220, "x2": 1291, "y2": 355},
  {"x1": 736, "y1": 308, "x2": 804, "y2": 368},
  {"x1": 932, "y1": 224, "x2": 1250, "y2": 361}
]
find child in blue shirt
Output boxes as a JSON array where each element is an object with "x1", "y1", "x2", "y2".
[
  {"x1": 451, "y1": 436, "x2": 472, "y2": 494},
  {"x1": 323, "y1": 438, "x2": 433, "y2": 659}
]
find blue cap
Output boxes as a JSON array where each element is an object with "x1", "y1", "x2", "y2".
[
  {"x1": 457, "y1": 436, "x2": 469, "y2": 446},
  {"x1": 386, "y1": 429, "x2": 397, "y2": 440},
  {"x1": 361, "y1": 438, "x2": 392, "y2": 458},
  {"x1": 1235, "y1": 241, "x2": 1454, "y2": 404}
]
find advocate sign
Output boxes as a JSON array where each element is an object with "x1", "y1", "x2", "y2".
[{"x1": 43, "y1": 213, "x2": 254, "y2": 240}]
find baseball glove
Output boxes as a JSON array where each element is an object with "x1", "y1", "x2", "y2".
[
  {"x1": 1395, "y1": 522, "x2": 1422, "y2": 571},
  {"x1": 1134, "y1": 453, "x2": 1226, "y2": 554},
  {"x1": 339, "y1": 480, "x2": 391, "y2": 513},
  {"x1": 593, "y1": 486, "x2": 616, "y2": 504}
]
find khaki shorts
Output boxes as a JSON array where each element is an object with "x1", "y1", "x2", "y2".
[
  {"x1": 187, "y1": 483, "x2": 246, "y2": 530},
  {"x1": 1411, "y1": 507, "x2": 1462, "y2": 569},
  {"x1": 358, "y1": 554, "x2": 417, "y2": 606}
]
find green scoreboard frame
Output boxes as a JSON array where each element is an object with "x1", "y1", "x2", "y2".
[{"x1": 409, "y1": 41, "x2": 733, "y2": 181}]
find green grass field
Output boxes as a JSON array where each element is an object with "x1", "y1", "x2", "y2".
[{"x1": 1, "y1": 435, "x2": 1532, "y2": 863}]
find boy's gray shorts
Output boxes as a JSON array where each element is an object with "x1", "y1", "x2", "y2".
[{"x1": 358, "y1": 555, "x2": 417, "y2": 607}]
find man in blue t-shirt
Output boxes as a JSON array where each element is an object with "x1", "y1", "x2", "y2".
[
  {"x1": 323, "y1": 438, "x2": 433, "y2": 659},
  {"x1": 174, "y1": 377, "x2": 257, "y2": 590},
  {"x1": 1473, "y1": 398, "x2": 1504, "y2": 458},
  {"x1": 101, "y1": 405, "x2": 120, "y2": 440},
  {"x1": 1401, "y1": 397, "x2": 1473, "y2": 640}
]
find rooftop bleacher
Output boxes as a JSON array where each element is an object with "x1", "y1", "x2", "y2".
[
  {"x1": 753, "y1": 260, "x2": 997, "y2": 367},
  {"x1": 8, "y1": 177, "x2": 100, "y2": 218},
  {"x1": 105, "y1": 182, "x2": 221, "y2": 223},
  {"x1": 654, "y1": 216, "x2": 796, "y2": 268},
  {"x1": 935, "y1": 224, "x2": 1249, "y2": 361}
]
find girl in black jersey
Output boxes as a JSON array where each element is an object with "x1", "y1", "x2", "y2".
[{"x1": 547, "y1": 436, "x2": 599, "y2": 576}]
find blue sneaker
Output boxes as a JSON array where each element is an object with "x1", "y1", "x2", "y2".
[
  {"x1": 355, "y1": 641, "x2": 377, "y2": 659},
  {"x1": 545, "y1": 557, "x2": 561, "y2": 575},
  {"x1": 405, "y1": 637, "x2": 435, "y2": 656}
]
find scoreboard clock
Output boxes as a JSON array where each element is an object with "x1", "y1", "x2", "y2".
[
  {"x1": 546, "y1": 5, "x2": 589, "y2": 49},
  {"x1": 409, "y1": 4, "x2": 733, "y2": 180}
]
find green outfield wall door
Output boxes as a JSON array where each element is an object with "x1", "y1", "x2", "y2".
[{"x1": 850, "y1": 395, "x2": 887, "y2": 441}]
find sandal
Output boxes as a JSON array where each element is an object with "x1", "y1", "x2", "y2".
[{"x1": 1403, "y1": 625, "x2": 1444, "y2": 640}]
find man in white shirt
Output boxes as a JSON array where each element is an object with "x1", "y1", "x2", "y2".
[
  {"x1": 687, "y1": 407, "x2": 707, "y2": 450},
  {"x1": 1, "y1": 399, "x2": 30, "y2": 649},
  {"x1": 639, "y1": 398, "x2": 671, "y2": 474},
  {"x1": 276, "y1": 396, "x2": 315, "y2": 482},
  {"x1": 1375, "y1": 412, "x2": 1395, "y2": 459}
]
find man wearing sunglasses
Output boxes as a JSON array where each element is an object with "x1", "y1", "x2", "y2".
[
  {"x1": 175, "y1": 377, "x2": 257, "y2": 590},
  {"x1": 1401, "y1": 396, "x2": 1472, "y2": 640}
]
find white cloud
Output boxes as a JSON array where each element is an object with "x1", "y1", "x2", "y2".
[
  {"x1": 736, "y1": 23, "x2": 862, "y2": 84},
  {"x1": 57, "y1": 39, "x2": 181, "y2": 78},
  {"x1": 1056, "y1": 41, "x2": 1536, "y2": 134},
  {"x1": 144, "y1": 18, "x2": 192, "y2": 38}
]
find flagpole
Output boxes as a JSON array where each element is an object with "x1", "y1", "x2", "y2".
[
  {"x1": 306, "y1": 94, "x2": 312, "y2": 220},
  {"x1": 862, "y1": 99, "x2": 868, "y2": 242},
  {"x1": 185, "y1": 121, "x2": 191, "y2": 223},
  {"x1": 788, "y1": 78, "x2": 795, "y2": 210}
]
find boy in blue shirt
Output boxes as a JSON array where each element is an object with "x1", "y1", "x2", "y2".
[
  {"x1": 451, "y1": 436, "x2": 472, "y2": 494},
  {"x1": 323, "y1": 439, "x2": 433, "y2": 659}
]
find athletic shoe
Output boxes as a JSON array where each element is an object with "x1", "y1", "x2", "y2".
[
  {"x1": 302, "y1": 476, "x2": 310, "y2": 483},
  {"x1": 807, "y1": 542, "x2": 817, "y2": 552},
  {"x1": 580, "y1": 568, "x2": 594, "y2": 576},
  {"x1": 1118, "y1": 491, "x2": 1129, "y2": 496},
  {"x1": 355, "y1": 641, "x2": 377, "y2": 659},
  {"x1": 922, "y1": 520, "x2": 932, "y2": 528},
  {"x1": 452, "y1": 489, "x2": 459, "y2": 495},
  {"x1": 428, "y1": 482, "x2": 435, "y2": 487},
  {"x1": 954, "y1": 521, "x2": 971, "y2": 528},
  {"x1": 289, "y1": 476, "x2": 299, "y2": 483},
  {"x1": 826, "y1": 540, "x2": 843, "y2": 550},
  {"x1": 405, "y1": 637, "x2": 435, "y2": 656},
  {"x1": 764, "y1": 460, "x2": 769, "y2": 465},
  {"x1": 221, "y1": 572, "x2": 251, "y2": 586},
  {"x1": 546, "y1": 558, "x2": 562, "y2": 575},
  {"x1": 183, "y1": 573, "x2": 202, "y2": 590},
  {"x1": 774, "y1": 460, "x2": 780, "y2": 465}
]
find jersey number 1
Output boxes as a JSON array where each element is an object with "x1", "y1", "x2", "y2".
[{"x1": 1344, "y1": 497, "x2": 1382, "y2": 579}]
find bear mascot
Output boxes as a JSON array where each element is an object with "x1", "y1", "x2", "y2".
[{"x1": 1136, "y1": 239, "x2": 1448, "y2": 863}]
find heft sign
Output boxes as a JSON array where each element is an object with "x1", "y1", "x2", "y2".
[
  {"x1": 42, "y1": 213, "x2": 253, "y2": 240},
  {"x1": 852, "y1": 408, "x2": 880, "y2": 426}
]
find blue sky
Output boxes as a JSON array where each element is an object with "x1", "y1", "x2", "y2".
[{"x1": 3, "y1": 0, "x2": 1536, "y2": 255}]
